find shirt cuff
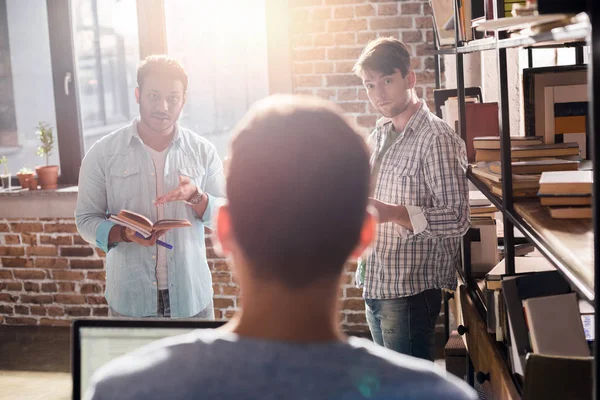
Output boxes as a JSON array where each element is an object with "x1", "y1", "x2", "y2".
[
  {"x1": 405, "y1": 205, "x2": 428, "y2": 235},
  {"x1": 95, "y1": 219, "x2": 117, "y2": 253}
]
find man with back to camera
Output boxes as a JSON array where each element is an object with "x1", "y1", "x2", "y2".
[
  {"x1": 75, "y1": 55, "x2": 225, "y2": 318},
  {"x1": 85, "y1": 95, "x2": 476, "y2": 400},
  {"x1": 353, "y1": 37, "x2": 470, "y2": 360}
]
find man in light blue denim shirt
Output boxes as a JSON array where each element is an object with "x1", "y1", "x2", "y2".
[{"x1": 75, "y1": 55, "x2": 225, "y2": 318}]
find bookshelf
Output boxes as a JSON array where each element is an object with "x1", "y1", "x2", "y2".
[{"x1": 434, "y1": 1, "x2": 597, "y2": 399}]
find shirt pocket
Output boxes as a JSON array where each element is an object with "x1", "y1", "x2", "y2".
[
  {"x1": 179, "y1": 166, "x2": 206, "y2": 191},
  {"x1": 108, "y1": 164, "x2": 142, "y2": 206},
  {"x1": 392, "y1": 160, "x2": 422, "y2": 206}
]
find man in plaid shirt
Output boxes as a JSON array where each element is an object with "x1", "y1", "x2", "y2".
[{"x1": 353, "y1": 37, "x2": 470, "y2": 360}]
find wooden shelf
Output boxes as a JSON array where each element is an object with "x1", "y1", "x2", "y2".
[
  {"x1": 436, "y1": 22, "x2": 589, "y2": 55},
  {"x1": 467, "y1": 171, "x2": 594, "y2": 301}
]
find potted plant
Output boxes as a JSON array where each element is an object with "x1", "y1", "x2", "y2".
[
  {"x1": 35, "y1": 122, "x2": 59, "y2": 190},
  {"x1": 16, "y1": 167, "x2": 34, "y2": 189},
  {"x1": 0, "y1": 156, "x2": 10, "y2": 190}
]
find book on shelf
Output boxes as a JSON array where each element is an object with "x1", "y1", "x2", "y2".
[
  {"x1": 547, "y1": 206, "x2": 592, "y2": 219},
  {"x1": 430, "y1": 0, "x2": 455, "y2": 47},
  {"x1": 523, "y1": 292, "x2": 590, "y2": 357},
  {"x1": 108, "y1": 209, "x2": 192, "y2": 238},
  {"x1": 538, "y1": 170, "x2": 593, "y2": 195},
  {"x1": 471, "y1": 204, "x2": 498, "y2": 214},
  {"x1": 472, "y1": 163, "x2": 541, "y2": 184},
  {"x1": 490, "y1": 185, "x2": 539, "y2": 198},
  {"x1": 539, "y1": 194, "x2": 592, "y2": 207},
  {"x1": 464, "y1": 103, "x2": 500, "y2": 162},
  {"x1": 469, "y1": 190, "x2": 492, "y2": 207},
  {"x1": 489, "y1": 159, "x2": 580, "y2": 175},
  {"x1": 475, "y1": 142, "x2": 580, "y2": 162},
  {"x1": 502, "y1": 271, "x2": 573, "y2": 375},
  {"x1": 473, "y1": 135, "x2": 543, "y2": 150},
  {"x1": 486, "y1": 256, "x2": 556, "y2": 291}
]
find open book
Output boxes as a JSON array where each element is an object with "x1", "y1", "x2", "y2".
[{"x1": 108, "y1": 209, "x2": 191, "y2": 238}]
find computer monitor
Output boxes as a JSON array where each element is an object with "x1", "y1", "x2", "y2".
[{"x1": 72, "y1": 318, "x2": 225, "y2": 400}]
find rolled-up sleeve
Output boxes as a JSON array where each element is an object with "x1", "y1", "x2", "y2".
[{"x1": 198, "y1": 146, "x2": 226, "y2": 230}]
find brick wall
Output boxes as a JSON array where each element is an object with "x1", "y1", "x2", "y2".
[
  {"x1": 289, "y1": 0, "x2": 436, "y2": 133},
  {"x1": 0, "y1": 218, "x2": 367, "y2": 332}
]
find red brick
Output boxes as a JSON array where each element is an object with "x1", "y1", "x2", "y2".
[
  {"x1": 34, "y1": 258, "x2": 69, "y2": 270},
  {"x1": 291, "y1": 19, "x2": 326, "y2": 35},
  {"x1": 326, "y1": 74, "x2": 362, "y2": 86},
  {"x1": 346, "y1": 313, "x2": 367, "y2": 324},
  {"x1": 70, "y1": 259, "x2": 103, "y2": 269},
  {"x1": 40, "y1": 318, "x2": 71, "y2": 327},
  {"x1": 290, "y1": 0, "x2": 322, "y2": 7},
  {"x1": 340, "y1": 273, "x2": 353, "y2": 285},
  {"x1": 57, "y1": 282, "x2": 76, "y2": 292},
  {"x1": 339, "y1": 102, "x2": 366, "y2": 113},
  {"x1": 378, "y1": 3, "x2": 398, "y2": 15},
  {"x1": 60, "y1": 247, "x2": 94, "y2": 257},
  {"x1": 44, "y1": 223, "x2": 78, "y2": 234},
  {"x1": 23, "y1": 282, "x2": 40, "y2": 292},
  {"x1": 369, "y1": 17, "x2": 413, "y2": 30},
  {"x1": 334, "y1": 61, "x2": 355, "y2": 73},
  {"x1": 40, "y1": 235, "x2": 72, "y2": 246},
  {"x1": 345, "y1": 287, "x2": 364, "y2": 298},
  {"x1": 316, "y1": 89, "x2": 336, "y2": 99},
  {"x1": 0, "y1": 269, "x2": 12, "y2": 279},
  {"x1": 0, "y1": 281, "x2": 21, "y2": 291},
  {"x1": 65, "y1": 306, "x2": 91, "y2": 317},
  {"x1": 80, "y1": 283, "x2": 103, "y2": 294},
  {"x1": 214, "y1": 309, "x2": 223, "y2": 320},
  {"x1": 221, "y1": 286, "x2": 241, "y2": 296},
  {"x1": 314, "y1": 62, "x2": 334, "y2": 74},
  {"x1": 87, "y1": 271, "x2": 106, "y2": 281},
  {"x1": 342, "y1": 299, "x2": 365, "y2": 311},
  {"x1": 338, "y1": 88, "x2": 357, "y2": 100},
  {"x1": 294, "y1": 62, "x2": 314, "y2": 75},
  {"x1": 0, "y1": 223, "x2": 10, "y2": 232},
  {"x1": 40, "y1": 283, "x2": 58, "y2": 293},
  {"x1": 47, "y1": 306, "x2": 64, "y2": 317},
  {"x1": 357, "y1": 88, "x2": 368, "y2": 100},
  {"x1": 214, "y1": 298, "x2": 235, "y2": 309},
  {"x1": 0, "y1": 293, "x2": 18, "y2": 303},
  {"x1": 212, "y1": 284, "x2": 222, "y2": 295},
  {"x1": 424, "y1": 57, "x2": 435, "y2": 70},
  {"x1": 15, "y1": 305, "x2": 29, "y2": 315},
  {"x1": 224, "y1": 310, "x2": 236, "y2": 318},
  {"x1": 415, "y1": 16, "x2": 433, "y2": 29},
  {"x1": 0, "y1": 246, "x2": 25, "y2": 256},
  {"x1": 334, "y1": 6, "x2": 354, "y2": 18},
  {"x1": 402, "y1": 30, "x2": 423, "y2": 43},
  {"x1": 401, "y1": 2, "x2": 422, "y2": 14},
  {"x1": 73, "y1": 235, "x2": 87, "y2": 245},
  {"x1": 311, "y1": 7, "x2": 331, "y2": 20},
  {"x1": 327, "y1": 47, "x2": 363, "y2": 60},
  {"x1": 3, "y1": 235, "x2": 20, "y2": 245},
  {"x1": 415, "y1": 86, "x2": 424, "y2": 98},
  {"x1": 5, "y1": 317, "x2": 37, "y2": 325},
  {"x1": 27, "y1": 246, "x2": 58, "y2": 257},
  {"x1": 296, "y1": 75, "x2": 323, "y2": 87},
  {"x1": 212, "y1": 272, "x2": 231, "y2": 284},
  {"x1": 411, "y1": 57, "x2": 422, "y2": 71},
  {"x1": 54, "y1": 294, "x2": 86, "y2": 304},
  {"x1": 211, "y1": 261, "x2": 230, "y2": 272},
  {"x1": 356, "y1": 115, "x2": 378, "y2": 127},
  {"x1": 20, "y1": 233, "x2": 37, "y2": 246},
  {"x1": 1, "y1": 257, "x2": 33, "y2": 268},
  {"x1": 416, "y1": 71, "x2": 436, "y2": 84},
  {"x1": 20, "y1": 294, "x2": 53, "y2": 304},
  {"x1": 335, "y1": 32, "x2": 355, "y2": 45},
  {"x1": 342, "y1": 324, "x2": 369, "y2": 333},
  {"x1": 355, "y1": 4, "x2": 375, "y2": 16},
  {"x1": 10, "y1": 223, "x2": 43, "y2": 233},
  {"x1": 0, "y1": 304, "x2": 14, "y2": 314},
  {"x1": 293, "y1": 48, "x2": 326, "y2": 62},
  {"x1": 30, "y1": 305, "x2": 46, "y2": 316},
  {"x1": 13, "y1": 269, "x2": 45, "y2": 280},
  {"x1": 314, "y1": 33, "x2": 334, "y2": 46},
  {"x1": 92, "y1": 307, "x2": 109, "y2": 317},
  {"x1": 87, "y1": 296, "x2": 108, "y2": 305},
  {"x1": 426, "y1": 30, "x2": 434, "y2": 43},
  {"x1": 327, "y1": 19, "x2": 367, "y2": 33},
  {"x1": 357, "y1": 31, "x2": 377, "y2": 44}
]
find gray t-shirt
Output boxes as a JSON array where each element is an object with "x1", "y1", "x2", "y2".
[{"x1": 85, "y1": 330, "x2": 476, "y2": 400}]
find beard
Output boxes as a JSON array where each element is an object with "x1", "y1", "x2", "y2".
[
  {"x1": 139, "y1": 99, "x2": 180, "y2": 133},
  {"x1": 378, "y1": 101, "x2": 410, "y2": 119}
]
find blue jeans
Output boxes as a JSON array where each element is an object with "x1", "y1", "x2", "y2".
[
  {"x1": 109, "y1": 290, "x2": 215, "y2": 319},
  {"x1": 365, "y1": 288, "x2": 442, "y2": 361}
]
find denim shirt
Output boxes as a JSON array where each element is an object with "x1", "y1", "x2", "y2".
[{"x1": 75, "y1": 119, "x2": 226, "y2": 317}]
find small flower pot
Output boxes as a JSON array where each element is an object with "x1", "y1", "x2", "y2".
[
  {"x1": 35, "y1": 165, "x2": 59, "y2": 190},
  {"x1": 26, "y1": 177, "x2": 38, "y2": 191},
  {"x1": 17, "y1": 173, "x2": 34, "y2": 189}
]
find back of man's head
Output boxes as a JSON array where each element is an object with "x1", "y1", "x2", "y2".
[{"x1": 225, "y1": 95, "x2": 370, "y2": 289}]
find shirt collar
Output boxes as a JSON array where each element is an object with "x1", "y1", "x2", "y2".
[{"x1": 126, "y1": 118, "x2": 185, "y2": 152}]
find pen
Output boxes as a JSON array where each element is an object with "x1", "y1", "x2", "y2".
[{"x1": 134, "y1": 232, "x2": 173, "y2": 250}]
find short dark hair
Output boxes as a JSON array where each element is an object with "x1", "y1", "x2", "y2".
[
  {"x1": 137, "y1": 55, "x2": 188, "y2": 92},
  {"x1": 227, "y1": 95, "x2": 370, "y2": 288},
  {"x1": 353, "y1": 37, "x2": 411, "y2": 78}
]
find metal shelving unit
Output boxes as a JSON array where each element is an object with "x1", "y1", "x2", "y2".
[{"x1": 435, "y1": 2, "x2": 597, "y2": 399}]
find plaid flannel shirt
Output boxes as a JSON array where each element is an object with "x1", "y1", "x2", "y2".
[{"x1": 362, "y1": 101, "x2": 470, "y2": 299}]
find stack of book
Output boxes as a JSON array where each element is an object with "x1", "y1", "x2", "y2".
[
  {"x1": 473, "y1": 136, "x2": 581, "y2": 163},
  {"x1": 469, "y1": 190, "x2": 497, "y2": 221},
  {"x1": 470, "y1": 162, "x2": 542, "y2": 198},
  {"x1": 538, "y1": 170, "x2": 593, "y2": 219}
]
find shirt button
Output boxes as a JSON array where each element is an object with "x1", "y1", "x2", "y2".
[
  {"x1": 151, "y1": 172, "x2": 155, "y2": 177},
  {"x1": 152, "y1": 255, "x2": 157, "y2": 260},
  {"x1": 152, "y1": 282, "x2": 157, "y2": 286},
  {"x1": 124, "y1": 170, "x2": 128, "y2": 174}
]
